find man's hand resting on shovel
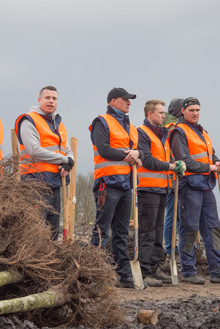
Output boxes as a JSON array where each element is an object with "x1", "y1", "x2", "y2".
[
  {"x1": 124, "y1": 149, "x2": 142, "y2": 168},
  {"x1": 173, "y1": 160, "x2": 186, "y2": 178}
]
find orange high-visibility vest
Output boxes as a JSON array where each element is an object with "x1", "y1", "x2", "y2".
[
  {"x1": 164, "y1": 122, "x2": 177, "y2": 130},
  {"x1": 15, "y1": 112, "x2": 67, "y2": 175},
  {"x1": 91, "y1": 114, "x2": 138, "y2": 179},
  {"x1": 176, "y1": 123, "x2": 216, "y2": 177},
  {"x1": 0, "y1": 119, "x2": 3, "y2": 161},
  {"x1": 137, "y1": 125, "x2": 172, "y2": 188}
]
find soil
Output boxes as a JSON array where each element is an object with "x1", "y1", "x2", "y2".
[{"x1": 1, "y1": 226, "x2": 220, "y2": 329}]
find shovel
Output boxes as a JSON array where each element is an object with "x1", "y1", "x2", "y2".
[
  {"x1": 130, "y1": 164, "x2": 145, "y2": 290},
  {"x1": 170, "y1": 174, "x2": 179, "y2": 285}
]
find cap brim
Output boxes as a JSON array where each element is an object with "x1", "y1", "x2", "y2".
[{"x1": 123, "y1": 93, "x2": 136, "y2": 99}]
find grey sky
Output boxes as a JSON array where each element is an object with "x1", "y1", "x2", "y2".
[{"x1": 1, "y1": 0, "x2": 220, "y2": 179}]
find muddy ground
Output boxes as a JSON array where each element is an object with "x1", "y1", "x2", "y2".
[{"x1": 1, "y1": 226, "x2": 220, "y2": 329}]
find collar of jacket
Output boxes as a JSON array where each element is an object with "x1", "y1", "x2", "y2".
[
  {"x1": 178, "y1": 117, "x2": 204, "y2": 133},
  {"x1": 143, "y1": 118, "x2": 168, "y2": 140},
  {"x1": 107, "y1": 105, "x2": 130, "y2": 131},
  {"x1": 40, "y1": 113, "x2": 61, "y2": 123}
]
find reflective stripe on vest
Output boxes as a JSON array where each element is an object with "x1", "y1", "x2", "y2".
[
  {"x1": 137, "y1": 125, "x2": 172, "y2": 188},
  {"x1": 176, "y1": 123, "x2": 216, "y2": 177},
  {"x1": 15, "y1": 112, "x2": 67, "y2": 175},
  {"x1": 91, "y1": 114, "x2": 138, "y2": 179}
]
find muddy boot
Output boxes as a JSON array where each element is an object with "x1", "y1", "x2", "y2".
[
  {"x1": 115, "y1": 276, "x2": 135, "y2": 288},
  {"x1": 116, "y1": 276, "x2": 148, "y2": 289},
  {"x1": 152, "y1": 267, "x2": 172, "y2": 284},
  {"x1": 143, "y1": 276, "x2": 163, "y2": 287},
  {"x1": 182, "y1": 275, "x2": 205, "y2": 285}
]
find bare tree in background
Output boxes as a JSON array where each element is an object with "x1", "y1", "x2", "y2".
[{"x1": 75, "y1": 172, "x2": 96, "y2": 224}]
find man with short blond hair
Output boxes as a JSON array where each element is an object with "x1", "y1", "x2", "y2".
[
  {"x1": 144, "y1": 100, "x2": 165, "y2": 117},
  {"x1": 137, "y1": 99, "x2": 175, "y2": 287}
]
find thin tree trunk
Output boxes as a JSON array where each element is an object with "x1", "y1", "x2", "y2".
[
  {"x1": 0, "y1": 285, "x2": 70, "y2": 315},
  {"x1": 0, "y1": 270, "x2": 23, "y2": 287}
]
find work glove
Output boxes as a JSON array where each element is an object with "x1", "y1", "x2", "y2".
[
  {"x1": 174, "y1": 160, "x2": 186, "y2": 178},
  {"x1": 60, "y1": 157, "x2": 74, "y2": 172}
]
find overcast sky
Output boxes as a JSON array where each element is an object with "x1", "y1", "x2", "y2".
[{"x1": 1, "y1": 0, "x2": 220, "y2": 181}]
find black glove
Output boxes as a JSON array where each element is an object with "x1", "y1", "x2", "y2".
[{"x1": 60, "y1": 157, "x2": 74, "y2": 172}]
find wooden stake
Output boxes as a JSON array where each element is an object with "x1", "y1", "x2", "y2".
[
  {"x1": 11, "y1": 129, "x2": 20, "y2": 181},
  {"x1": 67, "y1": 137, "x2": 78, "y2": 241}
]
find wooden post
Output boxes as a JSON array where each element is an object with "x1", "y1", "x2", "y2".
[
  {"x1": 11, "y1": 129, "x2": 20, "y2": 181},
  {"x1": 67, "y1": 137, "x2": 78, "y2": 241}
]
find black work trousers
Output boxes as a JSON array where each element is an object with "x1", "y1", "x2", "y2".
[
  {"x1": 138, "y1": 191, "x2": 166, "y2": 277},
  {"x1": 91, "y1": 185, "x2": 132, "y2": 279}
]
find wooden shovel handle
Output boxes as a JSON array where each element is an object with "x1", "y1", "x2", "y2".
[
  {"x1": 171, "y1": 175, "x2": 179, "y2": 248},
  {"x1": 218, "y1": 172, "x2": 220, "y2": 192},
  {"x1": 132, "y1": 164, "x2": 139, "y2": 262},
  {"x1": 132, "y1": 164, "x2": 138, "y2": 230}
]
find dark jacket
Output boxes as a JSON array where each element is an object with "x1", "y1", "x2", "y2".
[
  {"x1": 169, "y1": 117, "x2": 218, "y2": 190},
  {"x1": 90, "y1": 106, "x2": 143, "y2": 191},
  {"x1": 137, "y1": 118, "x2": 171, "y2": 194}
]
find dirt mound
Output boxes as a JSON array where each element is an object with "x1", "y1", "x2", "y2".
[{"x1": 117, "y1": 295, "x2": 220, "y2": 329}]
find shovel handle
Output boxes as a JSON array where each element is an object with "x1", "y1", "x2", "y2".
[
  {"x1": 132, "y1": 164, "x2": 138, "y2": 229},
  {"x1": 132, "y1": 164, "x2": 139, "y2": 262},
  {"x1": 171, "y1": 175, "x2": 179, "y2": 249},
  {"x1": 218, "y1": 172, "x2": 220, "y2": 192},
  {"x1": 170, "y1": 174, "x2": 179, "y2": 285}
]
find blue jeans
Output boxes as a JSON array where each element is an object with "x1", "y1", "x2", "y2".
[
  {"x1": 43, "y1": 187, "x2": 61, "y2": 241},
  {"x1": 179, "y1": 185, "x2": 220, "y2": 278},
  {"x1": 91, "y1": 185, "x2": 132, "y2": 278},
  {"x1": 164, "y1": 192, "x2": 180, "y2": 255}
]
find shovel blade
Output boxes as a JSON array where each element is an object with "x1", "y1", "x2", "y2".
[
  {"x1": 170, "y1": 258, "x2": 178, "y2": 285},
  {"x1": 130, "y1": 260, "x2": 144, "y2": 290},
  {"x1": 195, "y1": 248, "x2": 203, "y2": 264}
]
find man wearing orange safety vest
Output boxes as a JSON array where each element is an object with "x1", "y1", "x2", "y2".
[
  {"x1": 0, "y1": 118, "x2": 3, "y2": 161},
  {"x1": 137, "y1": 100, "x2": 182, "y2": 287},
  {"x1": 170, "y1": 97, "x2": 220, "y2": 284},
  {"x1": 89, "y1": 87, "x2": 145, "y2": 289},
  {"x1": 15, "y1": 86, "x2": 74, "y2": 241}
]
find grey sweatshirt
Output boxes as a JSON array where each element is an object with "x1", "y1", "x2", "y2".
[{"x1": 20, "y1": 106, "x2": 73, "y2": 164}]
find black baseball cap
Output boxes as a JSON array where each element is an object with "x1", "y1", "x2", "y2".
[
  {"x1": 183, "y1": 97, "x2": 200, "y2": 109},
  {"x1": 107, "y1": 87, "x2": 136, "y2": 103}
]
